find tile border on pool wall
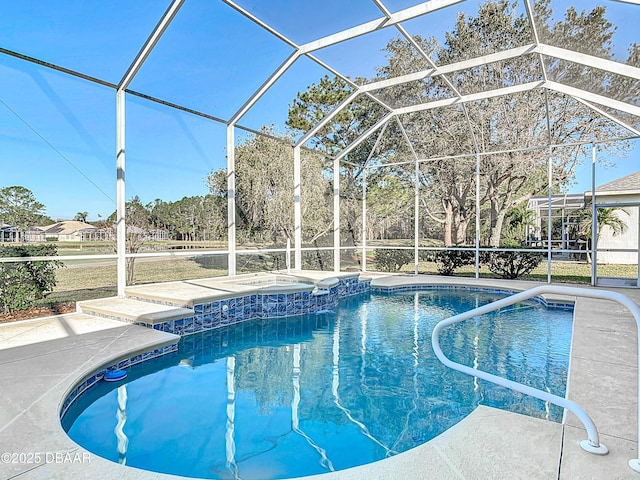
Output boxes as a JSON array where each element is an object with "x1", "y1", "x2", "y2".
[
  {"x1": 138, "y1": 277, "x2": 371, "y2": 336},
  {"x1": 59, "y1": 343, "x2": 178, "y2": 420},
  {"x1": 370, "y1": 284, "x2": 574, "y2": 310}
]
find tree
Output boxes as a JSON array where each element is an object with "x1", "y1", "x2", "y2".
[
  {"x1": 501, "y1": 203, "x2": 536, "y2": 245},
  {"x1": 199, "y1": 195, "x2": 227, "y2": 242},
  {"x1": 206, "y1": 127, "x2": 332, "y2": 247},
  {"x1": 579, "y1": 206, "x2": 629, "y2": 263},
  {"x1": 366, "y1": 172, "x2": 414, "y2": 240},
  {"x1": 475, "y1": 2, "x2": 631, "y2": 246},
  {"x1": 108, "y1": 196, "x2": 151, "y2": 284},
  {"x1": 285, "y1": 1, "x2": 633, "y2": 248},
  {"x1": 287, "y1": 76, "x2": 388, "y2": 246},
  {"x1": 375, "y1": 1, "x2": 629, "y2": 247},
  {"x1": 147, "y1": 195, "x2": 226, "y2": 242},
  {"x1": 74, "y1": 211, "x2": 88, "y2": 222},
  {"x1": 287, "y1": 75, "x2": 386, "y2": 161},
  {"x1": 0, "y1": 186, "x2": 47, "y2": 240}
]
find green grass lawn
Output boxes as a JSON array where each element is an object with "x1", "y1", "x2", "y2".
[
  {"x1": 397, "y1": 260, "x2": 637, "y2": 283},
  {"x1": 20, "y1": 240, "x2": 635, "y2": 310},
  {"x1": 47, "y1": 257, "x2": 228, "y2": 305}
]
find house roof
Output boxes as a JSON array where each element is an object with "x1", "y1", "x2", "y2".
[
  {"x1": 44, "y1": 220, "x2": 97, "y2": 235},
  {"x1": 1, "y1": 225, "x2": 46, "y2": 231},
  {"x1": 596, "y1": 170, "x2": 640, "y2": 193}
]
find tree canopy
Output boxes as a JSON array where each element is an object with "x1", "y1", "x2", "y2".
[
  {"x1": 207, "y1": 127, "x2": 332, "y2": 247},
  {"x1": 286, "y1": 0, "x2": 635, "y2": 247},
  {"x1": 0, "y1": 186, "x2": 51, "y2": 237}
]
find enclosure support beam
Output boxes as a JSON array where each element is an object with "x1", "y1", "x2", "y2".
[
  {"x1": 358, "y1": 123, "x2": 390, "y2": 272},
  {"x1": 362, "y1": 168, "x2": 367, "y2": 272},
  {"x1": 544, "y1": 90, "x2": 553, "y2": 284},
  {"x1": 334, "y1": 157, "x2": 340, "y2": 273},
  {"x1": 545, "y1": 81, "x2": 640, "y2": 119},
  {"x1": 524, "y1": 0, "x2": 548, "y2": 84},
  {"x1": 116, "y1": 90, "x2": 127, "y2": 297},
  {"x1": 230, "y1": 51, "x2": 300, "y2": 125},
  {"x1": 297, "y1": 0, "x2": 465, "y2": 55},
  {"x1": 396, "y1": 118, "x2": 421, "y2": 275},
  {"x1": 293, "y1": 146, "x2": 302, "y2": 270},
  {"x1": 475, "y1": 153, "x2": 481, "y2": 279},
  {"x1": 414, "y1": 157, "x2": 420, "y2": 275},
  {"x1": 334, "y1": 113, "x2": 395, "y2": 163},
  {"x1": 591, "y1": 145, "x2": 598, "y2": 286},
  {"x1": 573, "y1": 97, "x2": 640, "y2": 138},
  {"x1": 222, "y1": 0, "x2": 298, "y2": 49},
  {"x1": 537, "y1": 44, "x2": 640, "y2": 81},
  {"x1": 547, "y1": 147, "x2": 553, "y2": 284},
  {"x1": 395, "y1": 81, "x2": 544, "y2": 116},
  {"x1": 227, "y1": 126, "x2": 236, "y2": 276},
  {"x1": 118, "y1": 0, "x2": 185, "y2": 90},
  {"x1": 296, "y1": 91, "x2": 361, "y2": 148},
  {"x1": 460, "y1": 103, "x2": 481, "y2": 279}
]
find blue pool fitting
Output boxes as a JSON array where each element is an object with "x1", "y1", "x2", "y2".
[{"x1": 104, "y1": 369, "x2": 127, "y2": 382}]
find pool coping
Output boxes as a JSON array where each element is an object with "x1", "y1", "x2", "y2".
[
  {"x1": 0, "y1": 274, "x2": 639, "y2": 479},
  {"x1": 121, "y1": 271, "x2": 363, "y2": 308}
]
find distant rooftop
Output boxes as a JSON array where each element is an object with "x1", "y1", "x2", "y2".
[
  {"x1": 44, "y1": 220, "x2": 97, "y2": 235},
  {"x1": 595, "y1": 170, "x2": 640, "y2": 193}
]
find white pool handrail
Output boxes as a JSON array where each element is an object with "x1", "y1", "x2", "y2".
[{"x1": 431, "y1": 285, "x2": 640, "y2": 471}]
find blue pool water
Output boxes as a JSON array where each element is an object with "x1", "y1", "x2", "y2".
[{"x1": 63, "y1": 290, "x2": 573, "y2": 479}]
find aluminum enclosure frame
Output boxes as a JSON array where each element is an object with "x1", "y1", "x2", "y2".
[{"x1": 0, "y1": 0, "x2": 638, "y2": 291}]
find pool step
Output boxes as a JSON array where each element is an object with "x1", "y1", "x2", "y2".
[{"x1": 77, "y1": 297, "x2": 194, "y2": 327}]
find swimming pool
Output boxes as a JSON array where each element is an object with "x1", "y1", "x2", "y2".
[{"x1": 63, "y1": 289, "x2": 572, "y2": 479}]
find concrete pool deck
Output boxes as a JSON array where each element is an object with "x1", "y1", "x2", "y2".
[{"x1": 0, "y1": 274, "x2": 639, "y2": 479}]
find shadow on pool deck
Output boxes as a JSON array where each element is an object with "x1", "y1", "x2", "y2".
[{"x1": 0, "y1": 275, "x2": 638, "y2": 480}]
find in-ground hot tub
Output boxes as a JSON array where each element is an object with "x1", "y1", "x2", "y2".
[{"x1": 237, "y1": 274, "x2": 339, "y2": 294}]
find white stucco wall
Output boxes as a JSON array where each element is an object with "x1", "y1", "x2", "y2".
[{"x1": 595, "y1": 193, "x2": 639, "y2": 265}]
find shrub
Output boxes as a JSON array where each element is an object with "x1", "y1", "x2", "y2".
[
  {"x1": 498, "y1": 238, "x2": 522, "y2": 248},
  {"x1": 373, "y1": 249, "x2": 414, "y2": 272},
  {"x1": 0, "y1": 244, "x2": 63, "y2": 314},
  {"x1": 434, "y1": 249, "x2": 475, "y2": 275},
  {"x1": 486, "y1": 249, "x2": 543, "y2": 279}
]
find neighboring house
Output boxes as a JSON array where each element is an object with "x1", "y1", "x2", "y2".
[
  {"x1": 526, "y1": 194, "x2": 585, "y2": 249},
  {"x1": 0, "y1": 225, "x2": 46, "y2": 242},
  {"x1": 526, "y1": 170, "x2": 639, "y2": 265},
  {"x1": 44, "y1": 220, "x2": 110, "y2": 242},
  {"x1": 126, "y1": 225, "x2": 168, "y2": 241},
  {"x1": 23, "y1": 226, "x2": 46, "y2": 242},
  {"x1": 2, "y1": 221, "x2": 166, "y2": 243},
  {"x1": 147, "y1": 229, "x2": 168, "y2": 241},
  {"x1": 585, "y1": 170, "x2": 640, "y2": 265},
  {"x1": 0, "y1": 224, "x2": 19, "y2": 242}
]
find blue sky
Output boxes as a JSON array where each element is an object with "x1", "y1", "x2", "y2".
[{"x1": 0, "y1": 0, "x2": 637, "y2": 222}]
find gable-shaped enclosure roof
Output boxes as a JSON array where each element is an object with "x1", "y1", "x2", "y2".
[
  {"x1": 2, "y1": 0, "x2": 638, "y2": 142},
  {"x1": 0, "y1": 0, "x2": 639, "y2": 292}
]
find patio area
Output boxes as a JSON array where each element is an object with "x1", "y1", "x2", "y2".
[{"x1": 1, "y1": 275, "x2": 638, "y2": 479}]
